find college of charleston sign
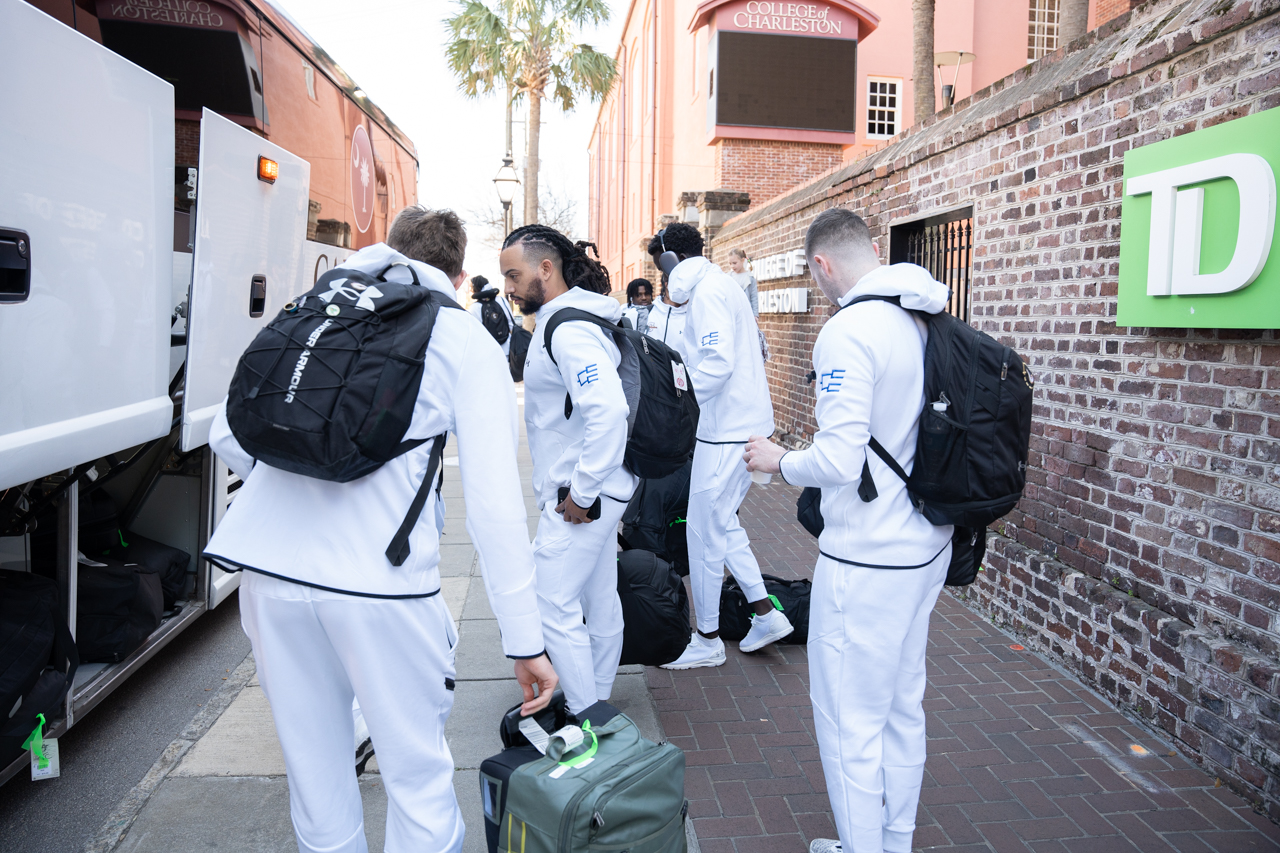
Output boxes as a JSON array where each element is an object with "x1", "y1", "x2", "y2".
[
  {"x1": 690, "y1": 0, "x2": 878, "y2": 40},
  {"x1": 96, "y1": 0, "x2": 239, "y2": 31}
]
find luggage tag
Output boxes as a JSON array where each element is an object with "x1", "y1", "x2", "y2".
[
  {"x1": 672, "y1": 362, "x2": 688, "y2": 392},
  {"x1": 24, "y1": 714, "x2": 60, "y2": 780},
  {"x1": 548, "y1": 721, "x2": 597, "y2": 779}
]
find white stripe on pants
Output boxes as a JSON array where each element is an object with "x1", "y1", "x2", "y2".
[
  {"x1": 533, "y1": 496, "x2": 627, "y2": 714},
  {"x1": 239, "y1": 571, "x2": 463, "y2": 853},
  {"x1": 808, "y1": 545, "x2": 950, "y2": 853},
  {"x1": 687, "y1": 441, "x2": 767, "y2": 634}
]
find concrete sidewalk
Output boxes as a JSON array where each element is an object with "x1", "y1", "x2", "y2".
[{"x1": 100, "y1": 390, "x2": 668, "y2": 853}]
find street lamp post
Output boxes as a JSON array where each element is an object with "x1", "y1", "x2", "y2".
[{"x1": 493, "y1": 156, "x2": 520, "y2": 236}]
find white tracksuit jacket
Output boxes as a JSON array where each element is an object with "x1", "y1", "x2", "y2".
[
  {"x1": 523, "y1": 287, "x2": 638, "y2": 511},
  {"x1": 468, "y1": 288, "x2": 516, "y2": 356},
  {"x1": 205, "y1": 243, "x2": 543, "y2": 658},
  {"x1": 668, "y1": 256, "x2": 773, "y2": 442},
  {"x1": 644, "y1": 300, "x2": 689, "y2": 362},
  {"x1": 779, "y1": 263, "x2": 954, "y2": 567}
]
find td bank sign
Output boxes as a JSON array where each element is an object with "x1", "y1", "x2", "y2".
[{"x1": 1118, "y1": 107, "x2": 1280, "y2": 328}]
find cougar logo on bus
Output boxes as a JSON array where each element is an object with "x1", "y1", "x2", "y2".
[{"x1": 285, "y1": 318, "x2": 334, "y2": 403}]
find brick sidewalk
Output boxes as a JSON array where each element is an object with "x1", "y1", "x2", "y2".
[{"x1": 647, "y1": 481, "x2": 1280, "y2": 853}]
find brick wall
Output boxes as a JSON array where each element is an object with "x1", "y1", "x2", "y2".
[
  {"x1": 708, "y1": 0, "x2": 1280, "y2": 820},
  {"x1": 176, "y1": 119, "x2": 200, "y2": 167},
  {"x1": 1096, "y1": 0, "x2": 1138, "y2": 28},
  {"x1": 714, "y1": 138, "x2": 843, "y2": 212}
]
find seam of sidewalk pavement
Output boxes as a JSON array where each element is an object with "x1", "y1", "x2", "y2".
[{"x1": 83, "y1": 651, "x2": 257, "y2": 853}]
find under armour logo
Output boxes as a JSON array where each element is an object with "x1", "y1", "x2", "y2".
[
  {"x1": 318, "y1": 279, "x2": 383, "y2": 311},
  {"x1": 577, "y1": 364, "x2": 599, "y2": 386},
  {"x1": 820, "y1": 369, "x2": 846, "y2": 392},
  {"x1": 701, "y1": 331, "x2": 719, "y2": 346}
]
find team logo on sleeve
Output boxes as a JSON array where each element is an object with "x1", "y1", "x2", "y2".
[
  {"x1": 577, "y1": 364, "x2": 599, "y2": 386},
  {"x1": 701, "y1": 331, "x2": 719, "y2": 346},
  {"x1": 820, "y1": 369, "x2": 846, "y2": 392}
]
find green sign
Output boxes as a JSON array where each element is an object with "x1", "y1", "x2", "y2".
[{"x1": 1118, "y1": 107, "x2": 1280, "y2": 328}]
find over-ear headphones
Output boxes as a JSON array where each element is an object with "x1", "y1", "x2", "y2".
[{"x1": 656, "y1": 228, "x2": 680, "y2": 277}]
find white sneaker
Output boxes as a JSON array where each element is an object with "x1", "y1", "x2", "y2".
[
  {"x1": 809, "y1": 840, "x2": 841, "y2": 853},
  {"x1": 661, "y1": 634, "x2": 726, "y2": 670},
  {"x1": 739, "y1": 608, "x2": 794, "y2": 653}
]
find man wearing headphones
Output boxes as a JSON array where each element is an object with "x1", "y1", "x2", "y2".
[{"x1": 648, "y1": 223, "x2": 793, "y2": 669}]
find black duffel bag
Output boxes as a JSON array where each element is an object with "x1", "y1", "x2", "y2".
[
  {"x1": 617, "y1": 550, "x2": 691, "y2": 667},
  {"x1": 0, "y1": 571, "x2": 79, "y2": 765},
  {"x1": 620, "y1": 455, "x2": 692, "y2": 576},
  {"x1": 101, "y1": 532, "x2": 191, "y2": 612},
  {"x1": 720, "y1": 574, "x2": 811, "y2": 645},
  {"x1": 76, "y1": 554, "x2": 164, "y2": 663}
]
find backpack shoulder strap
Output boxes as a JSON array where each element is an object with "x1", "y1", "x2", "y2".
[
  {"x1": 385, "y1": 433, "x2": 448, "y2": 567},
  {"x1": 543, "y1": 308, "x2": 624, "y2": 366}
]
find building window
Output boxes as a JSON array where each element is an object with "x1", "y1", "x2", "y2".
[
  {"x1": 1028, "y1": 0, "x2": 1060, "y2": 62},
  {"x1": 302, "y1": 59, "x2": 317, "y2": 100},
  {"x1": 889, "y1": 207, "x2": 974, "y2": 322},
  {"x1": 866, "y1": 77, "x2": 900, "y2": 139}
]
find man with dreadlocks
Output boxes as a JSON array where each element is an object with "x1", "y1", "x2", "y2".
[
  {"x1": 500, "y1": 224, "x2": 636, "y2": 715},
  {"x1": 648, "y1": 223, "x2": 794, "y2": 669}
]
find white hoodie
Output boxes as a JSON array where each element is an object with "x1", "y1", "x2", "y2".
[
  {"x1": 645, "y1": 299, "x2": 689, "y2": 362},
  {"x1": 524, "y1": 287, "x2": 638, "y2": 510},
  {"x1": 204, "y1": 244, "x2": 543, "y2": 658},
  {"x1": 779, "y1": 263, "x2": 954, "y2": 568},
  {"x1": 668, "y1": 256, "x2": 773, "y2": 442}
]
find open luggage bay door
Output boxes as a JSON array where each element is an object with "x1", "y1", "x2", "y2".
[
  {"x1": 183, "y1": 109, "x2": 310, "y2": 605},
  {"x1": 0, "y1": 0, "x2": 174, "y2": 491}
]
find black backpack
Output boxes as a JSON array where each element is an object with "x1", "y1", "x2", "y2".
[
  {"x1": 544, "y1": 309, "x2": 699, "y2": 480},
  {"x1": 795, "y1": 295, "x2": 1032, "y2": 586},
  {"x1": 476, "y1": 290, "x2": 511, "y2": 345},
  {"x1": 508, "y1": 325, "x2": 533, "y2": 382},
  {"x1": 617, "y1": 550, "x2": 690, "y2": 667},
  {"x1": 225, "y1": 263, "x2": 459, "y2": 566},
  {"x1": 0, "y1": 571, "x2": 78, "y2": 765},
  {"x1": 719, "y1": 575, "x2": 811, "y2": 644},
  {"x1": 620, "y1": 455, "x2": 692, "y2": 576}
]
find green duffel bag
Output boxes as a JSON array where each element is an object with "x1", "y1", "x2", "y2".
[{"x1": 497, "y1": 703, "x2": 688, "y2": 853}]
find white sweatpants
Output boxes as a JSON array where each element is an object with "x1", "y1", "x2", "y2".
[
  {"x1": 687, "y1": 441, "x2": 768, "y2": 634},
  {"x1": 533, "y1": 496, "x2": 628, "y2": 714},
  {"x1": 808, "y1": 546, "x2": 950, "y2": 853},
  {"x1": 239, "y1": 572, "x2": 463, "y2": 853}
]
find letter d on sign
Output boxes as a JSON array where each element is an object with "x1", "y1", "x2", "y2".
[{"x1": 1126, "y1": 153, "x2": 1276, "y2": 297}]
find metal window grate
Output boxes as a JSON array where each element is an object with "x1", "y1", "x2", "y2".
[
  {"x1": 889, "y1": 207, "x2": 973, "y2": 323},
  {"x1": 1028, "y1": 0, "x2": 1061, "y2": 61}
]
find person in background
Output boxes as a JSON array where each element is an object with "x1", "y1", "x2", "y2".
[
  {"x1": 502, "y1": 224, "x2": 635, "y2": 716},
  {"x1": 621, "y1": 277, "x2": 655, "y2": 331},
  {"x1": 645, "y1": 276, "x2": 690, "y2": 362},
  {"x1": 204, "y1": 206, "x2": 556, "y2": 853},
  {"x1": 744, "y1": 208, "x2": 953, "y2": 853},
  {"x1": 646, "y1": 223, "x2": 792, "y2": 670},
  {"x1": 469, "y1": 274, "x2": 517, "y2": 356},
  {"x1": 727, "y1": 248, "x2": 759, "y2": 316}
]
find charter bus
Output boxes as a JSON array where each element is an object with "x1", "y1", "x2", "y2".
[{"x1": 0, "y1": 0, "x2": 419, "y2": 786}]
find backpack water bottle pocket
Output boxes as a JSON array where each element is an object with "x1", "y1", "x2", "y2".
[{"x1": 916, "y1": 405, "x2": 967, "y2": 496}]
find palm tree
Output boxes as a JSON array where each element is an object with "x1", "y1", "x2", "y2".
[
  {"x1": 912, "y1": 0, "x2": 935, "y2": 123},
  {"x1": 1059, "y1": 0, "x2": 1090, "y2": 46},
  {"x1": 446, "y1": 0, "x2": 616, "y2": 227}
]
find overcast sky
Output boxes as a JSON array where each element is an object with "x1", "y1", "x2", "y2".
[{"x1": 272, "y1": 0, "x2": 626, "y2": 279}]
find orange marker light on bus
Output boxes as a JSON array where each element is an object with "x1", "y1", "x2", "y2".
[{"x1": 258, "y1": 156, "x2": 279, "y2": 184}]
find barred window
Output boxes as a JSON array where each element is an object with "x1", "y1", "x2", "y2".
[
  {"x1": 1028, "y1": 0, "x2": 1061, "y2": 62},
  {"x1": 866, "y1": 78, "x2": 899, "y2": 139}
]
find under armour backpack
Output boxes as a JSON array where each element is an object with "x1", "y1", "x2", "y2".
[
  {"x1": 544, "y1": 309, "x2": 699, "y2": 480},
  {"x1": 476, "y1": 291, "x2": 511, "y2": 346},
  {"x1": 224, "y1": 263, "x2": 459, "y2": 565}
]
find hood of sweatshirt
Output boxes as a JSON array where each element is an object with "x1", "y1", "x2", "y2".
[
  {"x1": 537, "y1": 284, "x2": 625, "y2": 324},
  {"x1": 666, "y1": 255, "x2": 716, "y2": 305},
  {"x1": 842, "y1": 263, "x2": 950, "y2": 314},
  {"x1": 335, "y1": 243, "x2": 458, "y2": 301}
]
